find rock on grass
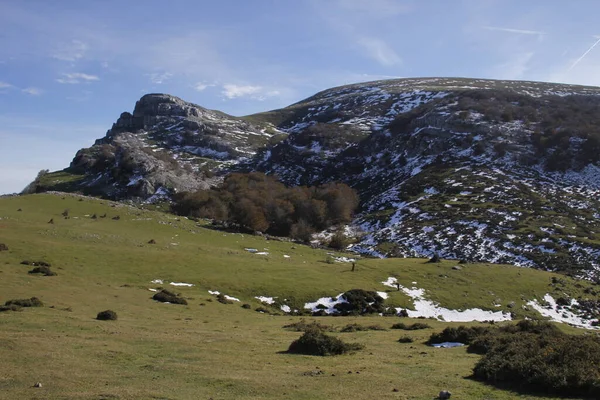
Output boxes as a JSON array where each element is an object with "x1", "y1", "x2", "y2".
[{"x1": 152, "y1": 289, "x2": 188, "y2": 305}]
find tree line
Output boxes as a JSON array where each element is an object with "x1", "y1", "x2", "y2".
[{"x1": 172, "y1": 172, "x2": 359, "y2": 241}]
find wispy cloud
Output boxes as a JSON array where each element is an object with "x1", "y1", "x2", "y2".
[
  {"x1": 221, "y1": 84, "x2": 280, "y2": 100},
  {"x1": 52, "y1": 39, "x2": 88, "y2": 61},
  {"x1": 483, "y1": 26, "x2": 546, "y2": 36},
  {"x1": 0, "y1": 81, "x2": 13, "y2": 89},
  {"x1": 357, "y1": 37, "x2": 402, "y2": 66},
  {"x1": 22, "y1": 87, "x2": 43, "y2": 95},
  {"x1": 147, "y1": 71, "x2": 173, "y2": 84},
  {"x1": 194, "y1": 81, "x2": 217, "y2": 92},
  {"x1": 56, "y1": 72, "x2": 99, "y2": 84}
]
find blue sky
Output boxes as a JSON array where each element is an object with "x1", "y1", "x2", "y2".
[{"x1": 2, "y1": 0, "x2": 600, "y2": 194}]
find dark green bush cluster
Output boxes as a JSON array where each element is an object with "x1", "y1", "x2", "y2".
[
  {"x1": 426, "y1": 325, "x2": 492, "y2": 345},
  {"x1": 28, "y1": 266, "x2": 57, "y2": 276},
  {"x1": 391, "y1": 322, "x2": 431, "y2": 330},
  {"x1": 4, "y1": 297, "x2": 43, "y2": 308},
  {"x1": 96, "y1": 310, "x2": 118, "y2": 320},
  {"x1": 428, "y1": 321, "x2": 600, "y2": 397},
  {"x1": 339, "y1": 323, "x2": 386, "y2": 332},
  {"x1": 172, "y1": 172, "x2": 359, "y2": 239},
  {"x1": 287, "y1": 327, "x2": 364, "y2": 356},
  {"x1": 397, "y1": 336, "x2": 414, "y2": 343},
  {"x1": 334, "y1": 289, "x2": 386, "y2": 316},
  {"x1": 283, "y1": 319, "x2": 335, "y2": 332},
  {"x1": 152, "y1": 290, "x2": 188, "y2": 305},
  {"x1": 216, "y1": 294, "x2": 233, "y2": 304}
]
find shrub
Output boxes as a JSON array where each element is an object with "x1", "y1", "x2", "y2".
[
  {"x1": 0, "y1": 304, "x2": 22, "y2": 312},
  {"x1": 241, "y1": 303, "x2": 252, "y2": 309},
  {"x1": 397, "y1": 336, "x2": 414, "y2": 343},
  {"x1": 152, "y1": 290, "x2": 188, "y2": 305},
  {"x1": 427, "y1": 325, "x2": 492, "y2": 345},
  {"x1": 216, "y1": 294, "x2": 233, "y2": 304},
  {"x1": 4, "y1": 297, "x2": 43, "y2": 308},
  {"x1": 96, "y1": 310, "x2": 117, "y2": 320},
  {"x1": 328, "y1": 232, "x2": 350, "y2": 250},
  {"x1": 287, "y1": 328, "x2": 364, "y2": 356},
  {"x1": 340, "y1": 324, "x2": 386, "y2": 332},
  {"x1": 473, "y1": 331, "x2": 600, "y2": 397},
  {"x1": 0, "y1": 243, "x2": 8, "y2": 251},
  {"x1": 334, "y1": 289, "x2": 386, "y2": 316},
  {"x1": 391, "y1": 322, "x2": 431, "y2": 330},
  {"x1": 427, "y1": 253, "x2": 441, "y2": 263},
  {"x1": 28, "y1": 266, "x2": 57, "y2": 276},
  {"x1": 283, "y1": 319, "x2": 335, "y2": 332}
]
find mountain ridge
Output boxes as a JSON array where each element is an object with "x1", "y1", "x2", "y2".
[{"x1": 29, "y1": 77, "x2": 600, "y2": 280}]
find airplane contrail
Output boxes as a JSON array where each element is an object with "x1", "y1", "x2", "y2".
[{"x1": 568, "y1": 37, "x2": 600, "y2": 71}]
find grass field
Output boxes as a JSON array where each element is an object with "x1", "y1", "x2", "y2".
[{"x1": 0, "y1": 193, "x2": 597, "y2": 399}]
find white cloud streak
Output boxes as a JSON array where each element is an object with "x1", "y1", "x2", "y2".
[
  {"x1": 147, "y1": 71, "x2": 173, "y2": 84},
  {"x1": 221, "y1": 84, "x2": 281, "y2": 100},
  {"x1": 22, "y1": 87, "x2": 43, "y2": 95},
  {"x1": 56, "y1": 72, "x2": 99, "y2": 84},
  {"x1": 357, "y1": 37, "x2": 402, "y2": 66},
  {"x1": 568, "y1": 37, "x2": 600, "y2": 71},
  {"x1": 52, "y1": 39, "x2": 88, "y2": 61},
  {"x1": 483, "y1": 26, "x2": 545, "y2": 36},
  {"x1": 0, "y1": 81, "x2": 13, "y2": 89}
]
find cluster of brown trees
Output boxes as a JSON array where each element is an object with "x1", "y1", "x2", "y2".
[{"x1": 172, "y1": 172, "x2": 359, "y2": 241}]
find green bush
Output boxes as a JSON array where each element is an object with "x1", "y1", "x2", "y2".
[
  {"x1": 333, "y1": 289, "x2": 385, "y2": 316},
  {"x1": 427, "y1": 325, "x2": 492, "y2": 345},
  {"x1": 152, "y1": 290, "x2": 188, "y2": 305},
  {"x1": 4, "y1": 297, "x2": 43, "y2": 308},
  {"x1": 283, "y1": 319, "x2": 335, "y2": 332},
  {"x1": 339, "y1": 323, "x2": 385, "y2": 332},
  {"x1": 473, "y1": 331, "x2": 600, "y2": 397},
  {"x1": 397, "y1": 336, "x2": 414, "y2": 343},
  {"x1": 96, "y1": 310, "x2": 118, "y2": 321},
  {"x1": 28, "y1": 266, "x2": 57, "y2": 276},
  {"x1": 391, "y1": 322, "x2": 431, "y2": 330},
  {"x1": 287, "y1": 328, "x2": 364, "y2": 356}
]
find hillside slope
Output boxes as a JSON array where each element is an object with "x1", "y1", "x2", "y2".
[
  {"x1": 0, "y1": 193, "x2": 599, "y2": 399},
  {"x1": 32, "y1": 78, "x2": 600, "y2": 279}
]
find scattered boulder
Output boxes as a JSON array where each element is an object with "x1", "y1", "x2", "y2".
[
  {"x1": 398, "y1": 309, "x2": 409, "y2": 318},
  {"x1": 112, "y1": 216, "x2": 120, "y2": 220},
  {"x1": 398, "y1": 336, "x2": 414, "y2": 343},
  {"x1": 148, "y1": 239, "x2": 156, "y2": 244},
  {"x1": 438, "y1": 390, "x2": 451, "y2": 399},
  {"x1": 96, "y1": 310, "x2": 118, "y2": 320},
  {"x1": 0, "y1": 243, "x2": 8, "y2": 251},
  {"x1": 47, "y1": 218, "x2": 54, "y2": 224},
  {"x1": 152, "y1": 289, "x2": 188, "y2": 305},
  {"x1": 241, "y1": 303, "x2": 252, "y2": 309},
  {"x1": 428, "y1": 253, "x2": 441, "y2": 263},
  {"x1": 451, "y1": 265, "x2": 462, "y2": 271},
  {"x1": 91, "y1": 214, "x2": 97, "y2": 219},
  {"x1": 33, "y1": 382, "x2": 42, "y2": 388}
]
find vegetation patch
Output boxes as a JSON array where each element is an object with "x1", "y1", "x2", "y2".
[
  {"x1": 0, "y1": 304, "x2": 22, "y2": 312},
  {"x1": 283, "y1": 319, "x2": 335, "y2": 332},
  {"x1": 152, "y1": 290, "x2": 188, "y2": 305},
  {"x1": 391, "y1": 322, "x2": 431, "y2": 330},
  {"x1": 334, "y1": 289, "x2": 386, "y2": 316},
  {"x1": 96, "y1": 310, "x2": 118, "y2": 321},
  {"x1": 28, "y1": 265, "x2": 57, "y2": 276},
  {"x1": 0, "y1": 243, "x2": 8, "y2": 251},
  {"x1": 397, "y1": 336, "x2": 414, "y2": 343},
  {"x1": 287, "y1": 328, "x2": 364, "y2": 356},
  {"x1": 4, "y1": 297, "x2": 43, "y2": 308},
  {"x1": 339, "y1": 323, "x2": 386, "y2": 332}
]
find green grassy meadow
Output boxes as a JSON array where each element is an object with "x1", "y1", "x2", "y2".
[{"x1": 0, "y1": 194, "x2": 597, "y2": 399}]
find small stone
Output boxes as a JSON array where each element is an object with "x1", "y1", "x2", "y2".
[
  {"x1": 451, "y1": 265, "x2": 462, "y2": 270},
  {"x1": 33, "y1": 382, "x2": 42, "y2": 388},
  {"x1": 438, "y1": 390, "x2": 451, "y2": 399},
  {"x1": 392, "y1": 388, "x2": 399, "y2": 392}
]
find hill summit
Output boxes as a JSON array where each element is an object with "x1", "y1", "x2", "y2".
[{"x1": 30, "y1": 77, "x2": 600, "y2": 280}]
